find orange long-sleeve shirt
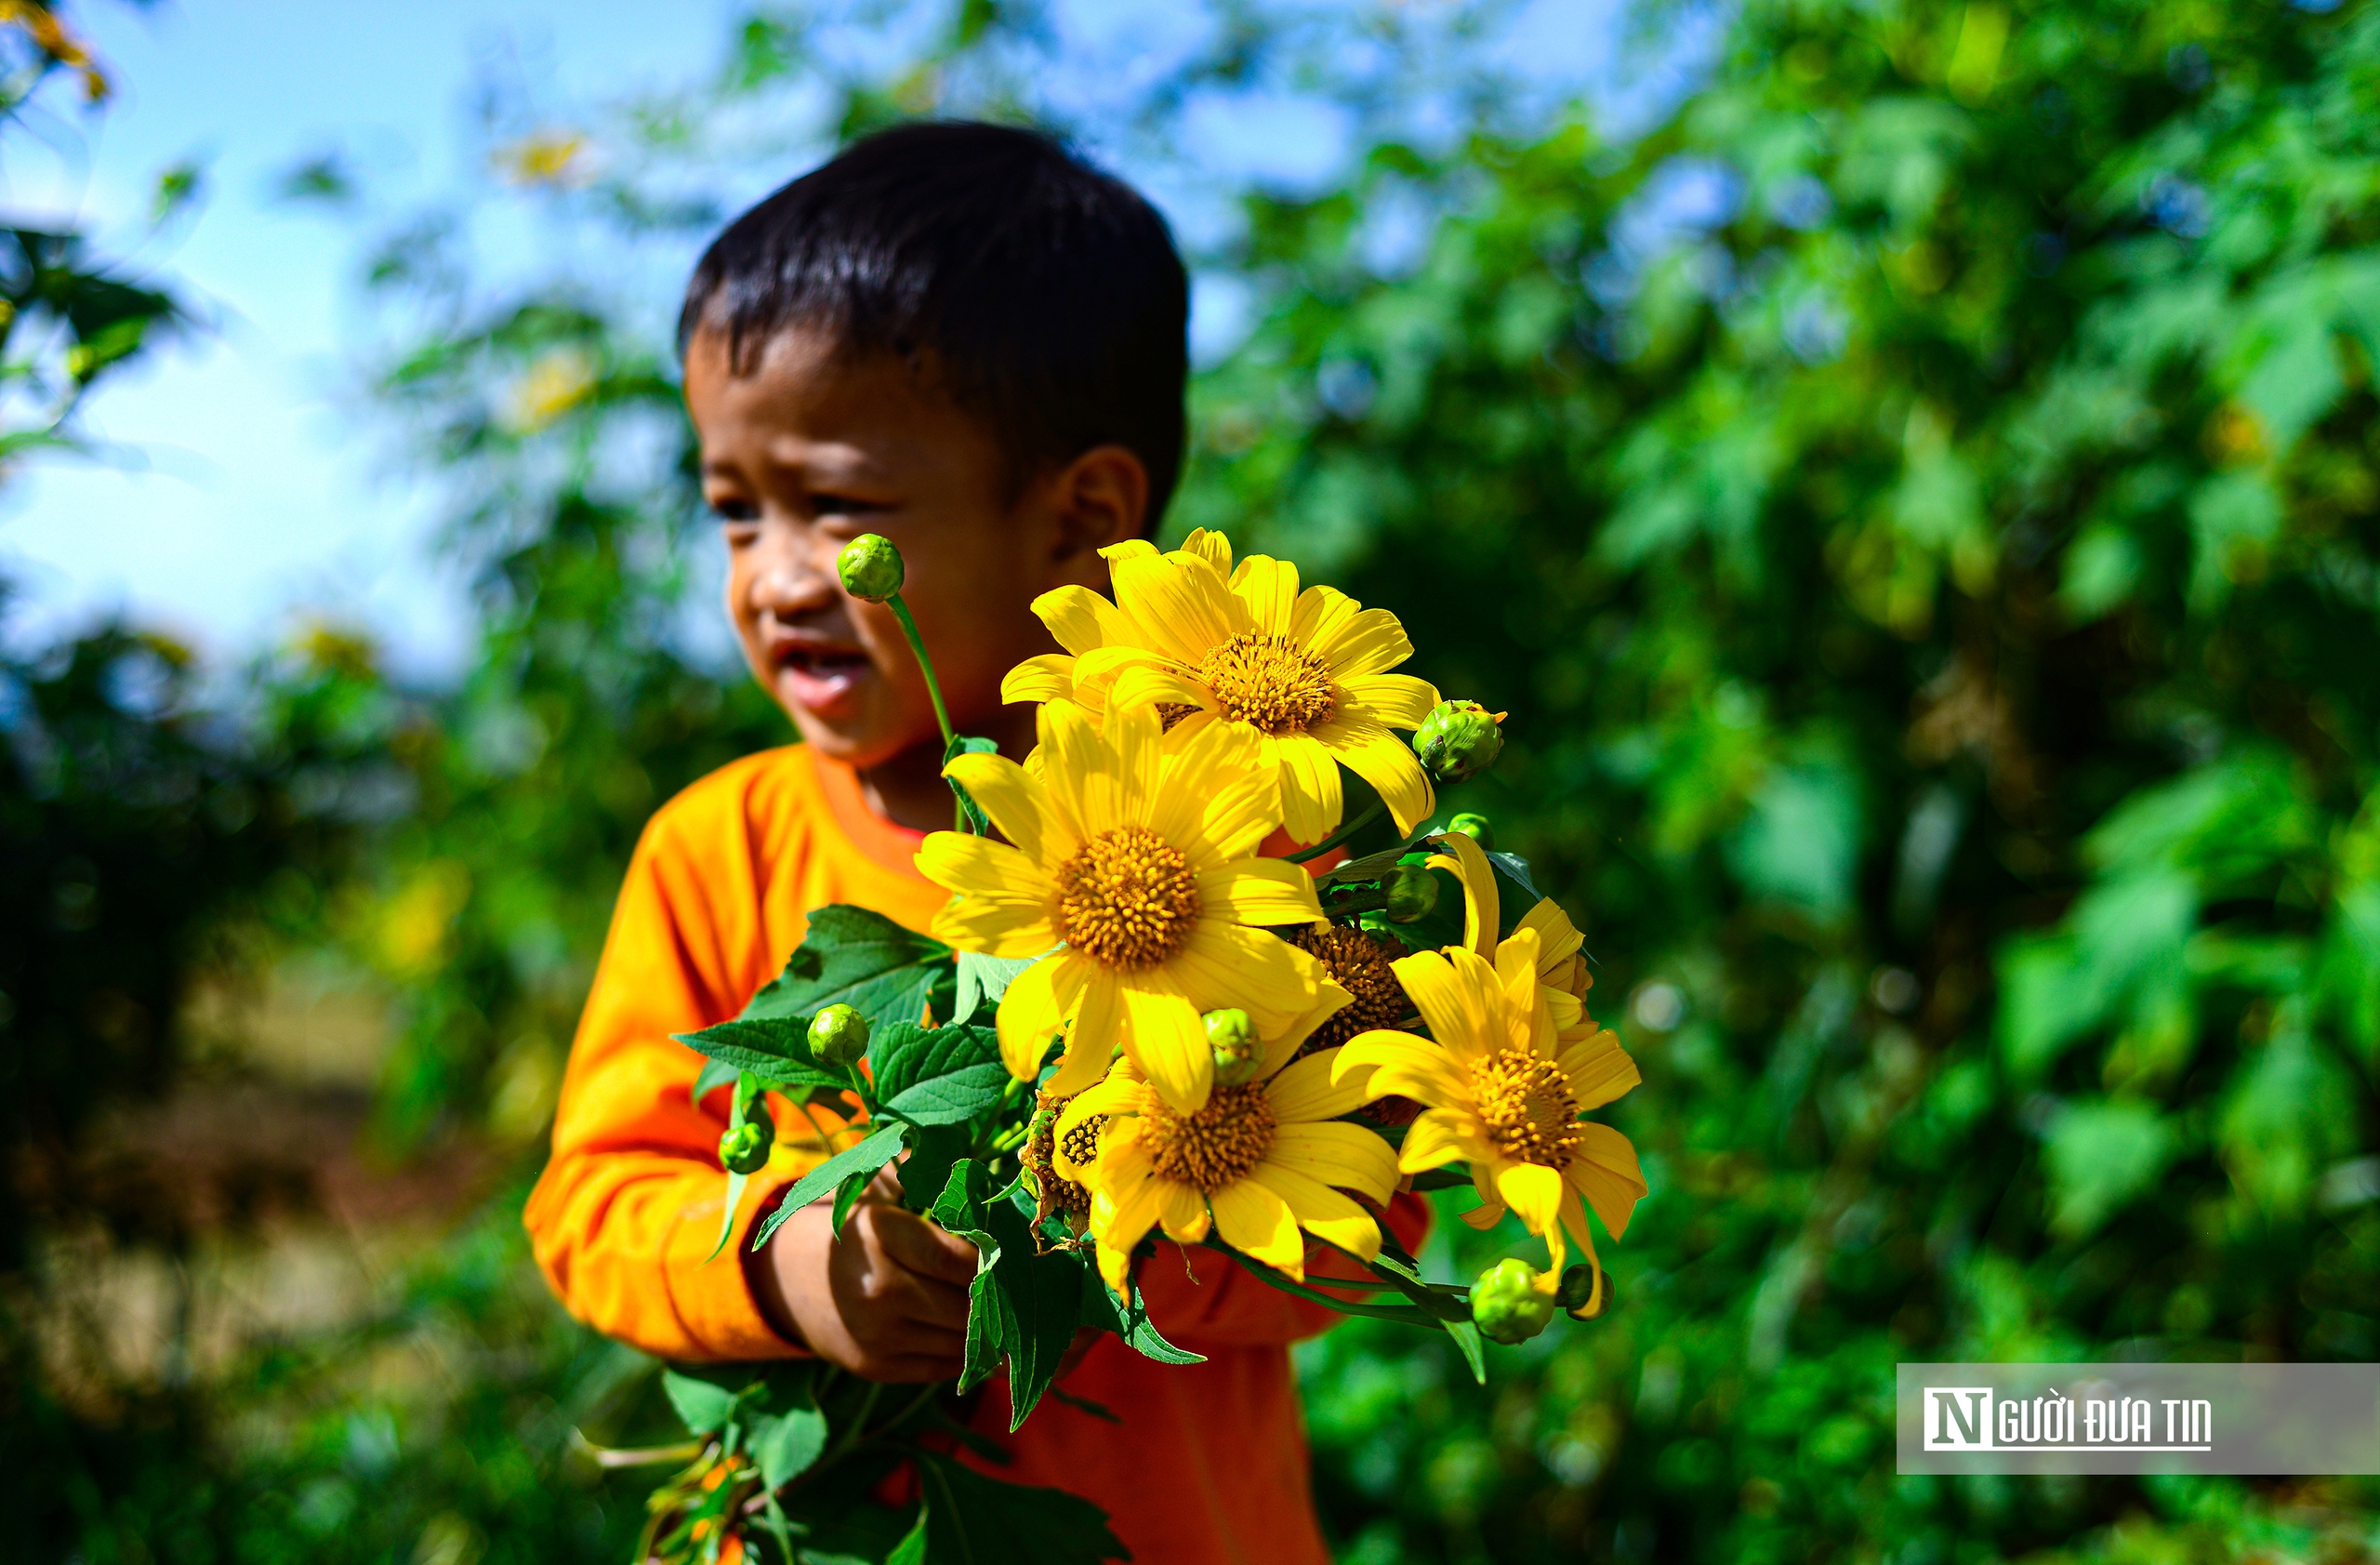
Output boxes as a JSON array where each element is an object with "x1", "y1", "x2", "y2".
[{"x1": 525, "y1": 744, "x2": 1428, "y2": 1565}]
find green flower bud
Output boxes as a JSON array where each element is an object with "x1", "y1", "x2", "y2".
[
  {"x1": 1447, "y1": 812, "x2": 1495, "y2": 850},
  {"x1": 719, "y1": 1109, "x2": 775, "y2": 1174},
  {"x1": 836, "y1": 534, "x2": 906, "y2": 603},
  {"x1": 1469, "y1": 1257, "x2": 1557, "y2": 1345},
  {"x1": 1555, "y1": 1264, "x2": 1600, "y2": 1312},
  {"x1": 1205, "y1": 1007, "x2": 1263, "y2": 1086},
  {"x1": 1383, "y1": 863, "x2": 1439, "y2": 925},
  {"x1": 808, "y1": 1003, "x2": 871, "y2": 1068},
  {"x1": 1412, "y1": 699, "x2": 1506, "y2": 784}
]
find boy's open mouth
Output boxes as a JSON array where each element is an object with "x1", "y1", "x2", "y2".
[{"x1": 774, "y1": 642, "x2": 873, "y2": 713}]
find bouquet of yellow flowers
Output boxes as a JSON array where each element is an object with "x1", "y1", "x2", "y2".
[{"x1": 623, "y1": 531, "x2": 1645, "y2": 1565}]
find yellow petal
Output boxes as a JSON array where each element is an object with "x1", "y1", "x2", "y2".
[
  {"x1": 1192, "y1": 859, "x2": 1325, "y2": 930},
  {"x1": 1398, "y1": 1107, "x2": 1487, "y2": 1173},
  {"x1": 939, "y1": 752, "x2": 1069, "y2": 869},
  {"x1": 1460, "y1": 1198, "x2": 1507, "y2": 1231},
  {"x1": 1117, "y1": 972, "x2": 1210, "y2": 1112},
  {"x1": 1248, "y1": 1164, "x2": 1381, "y2": 1260},
  {"x1": 1110, "y1": 552, "x2": 1239, "y2": 664},
  {"x1": 929, "y1": 890, "x2": 1059, "y2": 960},
  {"x1": 1091, "y1": 1172, "x2": 1164, "y2": 1293},
  {"x1": 1210, "y1": 1178, "x2": 1304, "y2": 1278},
  {"x1": 997, "y1": 951, "x2": 1087, "y2": 1080},
  {"x1": 1228, "y1": 553, "x2": 1300, "y2": 636},
  {"x1": 1260, "y1": 982, "x2": 1352, "y2": 1079},
  {"x1": 1001, "y1": 653, "x2": 1077, "y2": 705},
  {"x1": 1570, "y1": 1122, "x2": 1647, "y2": 1240},
  {"x1": 917, "y1": 829, "x2": 1048, "y2": 904},
  {"x1": 1316, "y1": 710, "x2": 1435, "y2": 835},
  {"x1": 1032, "y1": 584, "x2": 1139, "y2": 657},
  {"x1": 1170, "y1": 920, "x2": 1322, "y2": 1032},
  {"x1": 1516, "y1": 896, "x2": 1587, "y2": 972},
  {"x1": 1036, "y1": 698, "x2": 1113, "y2": 838},
  {"x1": 1052, "y1": 1078, "x2": 1137, "y2": 1178},
  {"x1": 1178, "y1": 528, "x2": 1233, "y2": 575},
  {"x1": 1261, "y1": 1121, "x2": 1399, "y2": 1203},
  {"x1": 1043, "y1": 1027, "x2": 1114, "y2": 1099},
  {"x1": 1109, "y1": 662, "x2": 1211, "y2": 715},
  {"x1": 1556, "y1": 1188, "x2": 1606, "y2": 1319},
  {"x1": 1385, "y1": 949, "x2": 1499, "y2": 1063},
  {"x1": 1289, "y1": 584, "x2": 1361, "y2": 653},
  {"x1": 1273, "y1": 731, "x2": 1344, "y2": 846},
  {"x1": 1105, "y1": 701, "x2": 1163, "y2": 830},
  {"x1": 1337, "y1": 672, "x2": 1440, "y2": 730},
  {"x1": 1099, "y1": 539, "x2": 1162, "y2": 564},
  {"x1": 1556, "y1": 1030, "x2": 1641, "y2": 1111},
  {"x1": 1308, "y1": 605, "x2": 1412, "y2": 679},
  {"x1": 1496, "y1": 1161, "x2": 1566, "y2": 1236},
  {"x1": 1263, "y1": 1052, "x2": 1370, "y2": 1126},
  {"x1": 1425, "y1": 829, "x2": 1500, "y2": 960},
  {"x1": 1149, "y1": 717, "x2": 1273, "y2": 860},
  {"x1": 1155, "y1": 1178, "x2": 1211, "y2": 1243},
  {"x1": 1331, "y1": 1029, "x2": 1470, "y2": 1107}
]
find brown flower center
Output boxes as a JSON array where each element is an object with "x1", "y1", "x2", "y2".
[
  {"x1": 1471, "y1": 1047, "x2": 1580, "y2": 1169},
  {"x1": 1139, "y1": 1081, "x2": 1276, "y2": 1192},
  {"x1": 1056, "y1": 827, "x2": 1200, "y2": 969},
  {"x1": 1194, "y1": 630, "x2": 1336, "y2": 736},
  {"x1": 1024, "y1": 1089, "x2": 1098, "y2": 1222},
  {"x1": 1290, "y1": 924, "x2": 1410, "y2": 1053}
]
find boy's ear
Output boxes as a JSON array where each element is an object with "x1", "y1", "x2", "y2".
[{"x1": 1045, "y1": 444, "x2": 1149, "y2": 574}]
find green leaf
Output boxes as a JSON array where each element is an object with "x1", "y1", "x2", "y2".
[
  {"x1": 1077, "y1": 1263, "x2": 1204, "y2": 1366},
  {"x1": 930, "y1": 1159, "x2": 1091, "y2": 1426},
  {"x1": 944, "y1": 734, "x2": 1001, "y2": 836},
  {"x1": 742, "y1": 904, "x2": 954, "y2": 1030},
  {"x1": 706, "y1": 1167, "x2": 749, "y2": 1264},
  {"x1": 747, "y1": 1403, "x2": 829, "y2": 1490},
  {"x1": 660, "y1": 1365, "x2": 747, "y2": 1435},
  {"x1": 906, "y1": 1450, "x2": 1129, "y2": 1565},
  {"x1": 870, "y1": 1022, "x2": 1009, "y2": 1123},
  {"x1": 690, "y1": 1054, "x2": 739, "y2": 1106},
  {"x1": 953, "y1": 949, "x2": 1038, "y2": 1027},
  {"x1": 2044, "y1": 1099, "x2": 2176, "y2": 1240},
  {"x1": 1445, "y1": 1319, "x2": 1488, "y2": 1386},
  {"x1": 671, "y1": 1015, "x2": 850, "y2": 1094},
  {"x1": 830, "y1": 1164, "x2": 871, "y2": 1238},
  {"x1": 749, "y1": 1124, "x2": 907, "y2": 1252},
  {"x1": 899, "y1": 1122, "x2": 972, "y2": 1216}
]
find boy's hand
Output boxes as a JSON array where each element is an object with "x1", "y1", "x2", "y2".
[{"x1": 747, "y1": 1165, "x2": 981, "y2": 1383}]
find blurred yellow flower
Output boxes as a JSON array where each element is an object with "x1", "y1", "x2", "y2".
[
  {"x1": 1001, "y1": 528, "x2": 1441, "y2": 845},
  {"x1": 917, "y1": 701, "x2": 1329, "y2": 1110},
  {"x1": 1053, "y1": 990, "x2": 1398, "y2": 1294},
  {"x1": 498, "y1": 129, "x2": 590, "y2": 188},
  {"x1": 507, "y1": 349, "x2": 598, "y2": 432}
]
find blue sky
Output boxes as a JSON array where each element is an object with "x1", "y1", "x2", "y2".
[{"x1": 0, "y1": 0, "x2": 1656, "y2": 679}]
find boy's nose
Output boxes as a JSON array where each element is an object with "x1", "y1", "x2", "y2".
[{"x1": 745, "y1": 540, "x2": 840, "y2": 619}]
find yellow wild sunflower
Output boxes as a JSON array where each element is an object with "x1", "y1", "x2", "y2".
[
  {"x1": 917, "y1": 700, "x2": 1329, "y2": 1111},
  {"x1": 1052, "y1": 991, "x2": 1400, "y2": 1295},
  {"x1": 1333, "y1": 930, "x2": 1646, "y2": 1315},
  {"x1": 999, "y1": 528, "x2": 1442, "y2": 846}
]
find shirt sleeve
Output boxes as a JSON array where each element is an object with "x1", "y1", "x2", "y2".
[
  {"x1": 1130, "y1": 1191, "x2": 1437, "y2": 1351},
  {"x1": 522, "y1": 808, "x2": 813, "y2": 1364}
]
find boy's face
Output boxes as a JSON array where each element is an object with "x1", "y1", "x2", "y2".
[{"x1": 686, "y1": 325, "x2": 1134, "y2": 774}]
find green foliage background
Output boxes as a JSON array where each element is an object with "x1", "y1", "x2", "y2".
[{"x1": 7, "y1": 0, "x2": 2380, "y2": 1560}]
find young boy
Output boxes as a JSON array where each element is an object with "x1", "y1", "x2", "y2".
[{"x1": 523, "y1": 121, "x2": 1426, "y2": 1565}]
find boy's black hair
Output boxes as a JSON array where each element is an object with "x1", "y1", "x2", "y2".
[{"x1": 681, "y1": 120, "x2": 1189, "y2": 527}]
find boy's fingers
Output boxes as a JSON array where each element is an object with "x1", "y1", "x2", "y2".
[{"x1": 879, "y1": 1210, "x2": 983, "y2": 1286}]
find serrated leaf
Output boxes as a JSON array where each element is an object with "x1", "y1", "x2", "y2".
[
  {"x1": 661, "y1": 1365, "x2": 747, "y2": 1435},
  {"x1": 742, "y1": 904, "x2": 954, "y2": 1030},
  {"x1": 748, "y1": 1403, "x2": 829, "y2": 1490},
  {"x1": 748, "y1": 1124, "x2": 907, "y2": 1251},
  {"x1": 868, "y1": 1021, "x2": 1004, "y2": 1114},
  {"x1": 899, "y1": 1123, "x2": 972, "y2": 1216},
  {"x1": 930, "y1": 1160, "x2": 1088, "y2": 1425},
  {"x1": 953, "y1": 949, "x2": 1038, "y2": 1027},
  {"x1": 908, "y1": 1451, "x2": 1129, "y2": 1565},
  {"x1": 1077, "y1": 1256, "x2": 1204, "y2": 1365},
  {"x1": 672, "y1": 1015, "x2": 850, "y2": 1094}
]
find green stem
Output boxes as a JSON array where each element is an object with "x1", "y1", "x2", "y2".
[
  {"x1": 1206, "y1": 1239, "x2": 1446, "y2": 1325},
  {"x1": 887, "y1": 594, "x2": 956, "y2": 752},
  {"x1": 1286, "y1": 799, "x2": 1387, "y2": 863}
]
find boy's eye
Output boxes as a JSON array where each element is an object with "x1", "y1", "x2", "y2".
[
  {"x1": 810, "y1": 493, "x2": 886, "y2": 520},
  {"x1": 712, "y1": 497, "x2": 760, "y2": 524}
]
